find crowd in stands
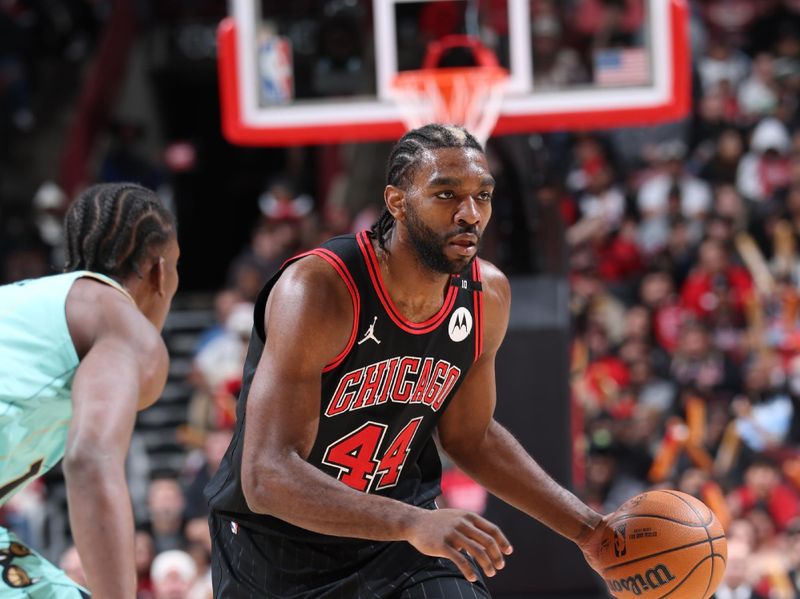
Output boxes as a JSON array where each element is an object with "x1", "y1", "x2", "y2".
[
  {"x1": 562, "y1": 2, "x2": 800, "y2": 597},
  {"x1": 3, "y1": 1, "x2": 800, "y2": 598}
]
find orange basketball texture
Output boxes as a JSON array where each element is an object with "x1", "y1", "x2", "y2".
[{"x1": 597, "y1": 490, "x2": 727, "y2": 599}]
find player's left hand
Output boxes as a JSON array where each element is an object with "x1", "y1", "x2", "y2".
[{"x1": 575, "y1": 513, "x2": 613, "y2": 575}]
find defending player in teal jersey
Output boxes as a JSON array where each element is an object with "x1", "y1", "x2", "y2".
[{"x1": 0, "y1": 183, "x2": 179, "y2": 598}]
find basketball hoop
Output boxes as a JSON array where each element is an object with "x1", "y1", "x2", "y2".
[{"x1": 390, "y1": 35, "x2": 509, "y2": 145}]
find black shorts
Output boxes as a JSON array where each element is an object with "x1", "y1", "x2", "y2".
[{"x1": 209, "y1": 512, "x2": 491, "y2": 599}]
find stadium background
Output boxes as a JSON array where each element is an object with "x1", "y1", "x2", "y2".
[{"x1": 2, "y1": 0, "x2": 800, "y2": 597}]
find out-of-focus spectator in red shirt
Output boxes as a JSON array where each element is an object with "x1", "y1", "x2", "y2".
[
  {"x1": 680, "y1": 238, "x2": 753, "y2": 324},
  {"x1": 730, "y1": 459, "x2": 800, "y2": 532}
]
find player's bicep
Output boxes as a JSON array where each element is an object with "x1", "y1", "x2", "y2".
[
  {"x1": 67, "y1": 338, "x2": 142, "y2": 462},
  {"x1": 243, "y1": 258, "x2": 354, "y2": 461},
  {"x1": 437, "y1": 350, "x2": 498, "y2": 457}
]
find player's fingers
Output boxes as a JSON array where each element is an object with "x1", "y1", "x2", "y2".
[
  {"x1": 443, "y1": 546, "x2": 479, "y2": 583},
  {"x1": 469, "y1": 514, "x2": 514, "y2": 555},
  {"x1": 454, "y1": 533, "x2": 496, "y2": 577},
  {"x1": 460, "y1": 525, "x2": 506, "y2": 570}
]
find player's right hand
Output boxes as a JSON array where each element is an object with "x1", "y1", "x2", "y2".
[{"x1": 405, "y1": 508, "x2": 513, "y2": 583}]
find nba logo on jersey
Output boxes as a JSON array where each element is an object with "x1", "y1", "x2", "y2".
[
  {"x1": 448, "y1": 307, "x2": 472, "y2": 342},
  {"x1": 230, "y1": 521, "x2": 239, "y2": 535}
]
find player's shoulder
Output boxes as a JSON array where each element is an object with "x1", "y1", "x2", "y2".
[
  {"x1": 280, "y1": 252, "x2": 352, "y2": 295},
  {"x1": 270, "y1": 252, "x2": 354, "y2": 320},
  {"x1": 476, "y1": 259, "x2": 510, "y2": 352},
  {"x1": 477, "y1": 258, "x2": 510, "y2": 306},
  {"x1": 68, "y1": 277, "x2": 164, "y2": 357}
]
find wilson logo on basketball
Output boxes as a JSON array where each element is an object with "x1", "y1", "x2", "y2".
[{"x1": 605, "y1": 564, "x2": 676, "y2": 596}]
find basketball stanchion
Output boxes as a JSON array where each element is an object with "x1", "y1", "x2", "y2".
[{"x1": 389, "y1": 35, "x2": 509, "y2": 144}]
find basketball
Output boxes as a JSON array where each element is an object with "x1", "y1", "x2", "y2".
[{"x1": 597, "y1": 490, "x2": 727, "y2": 599}]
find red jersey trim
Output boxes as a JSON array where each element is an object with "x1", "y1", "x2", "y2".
[
  {"x1": 356, "y1": 231, "x2": 458, "y2": 335},
  {"x1": 472, "y1": 260, "x2": 484, "y2": 361},
  {"x1": 285, "y1": 249, "x2": 360, "y2": 373}
]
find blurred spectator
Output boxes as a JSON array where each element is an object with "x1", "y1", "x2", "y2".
[
  {"x1": 729, "y1": 459, "x2": 800, "y2": 532},
  {"x1": 531, "y1": 16, "x2": 587, "y2": 89},
  {"x1": 714, "y1": 184, "x2": 749, "y2": 232},
  {"x1": 226, "y1": 221, "x2": 301, "y2": 302},
  {"x1": 637, "y1": 140, "x2": 712, "y2": 254},
  {"x1": 182, "y1": 428, "x2": 233, "y2": 521},
  {"x1": 738, "y1": 54, "x2": 779, "y2": 121},
  {"x1": 732, "y1": 353, "x2": 794, "y2": 454},
  {"x1": 577, "y1": 164, "x2": 626, "y2": 231},
  {"x1": 713, "y1": 538, "x2": 769, "y2": 599},
  {"x1": 183, "y1": 518, "x2": 213, "y2": 599},
  {"x1": 194, "y1": 289, "x2": 244, "y2": 354},
  {"x1": 639, "y1": 270, "x2": 683, "y2": 352},
  {"x1": 679, "y1": 238, "x2": 753, "y2": 326},
  {"x1": 700, "y1": 130, "x2": 746, "y2": 186},
  {"x1": 699, "y1": 36, "x2": 751, "y2": 95},
  {"x1": 701, "y1": 0, "x2": 760, "y2": 46},
  {"x1": 189, "y1": 303, "x2": 253, "y2": 431},
  {"x1": 147, "y1": 476, "x2": 187, "y2": 554},
  {"x1": 258, "y1": 178, "x2": 313, "y2": 222},
  {"x1": 628, "y1": 356, "x2": 675, "y2": 414},
  {"x1": 737, "y1": 118, "x2": 792, "y2": 203},
  {"x1": 669, "y1": 321, "x2": 740, "y2": 396},
  {"x1": 574, "y1": 0, "x2": 644, "y2": 49},
  {"x1": 31, "y1": 181, "x2": 67, "y2": 260},
  {"x1": 136, "y1": 530, "x2": 157, "y2": 599},
  {"x1": 150, "y1": 550, "x2": 197, "y2": 599}
]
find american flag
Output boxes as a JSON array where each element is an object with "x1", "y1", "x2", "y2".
[{"x1": 594, "y1": 48, "x2": 650, "y2": 87}]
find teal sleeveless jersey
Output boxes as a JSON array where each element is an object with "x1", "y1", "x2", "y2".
[{"x1": 0, "y1": 271, "x2": 128, "y2": 507}]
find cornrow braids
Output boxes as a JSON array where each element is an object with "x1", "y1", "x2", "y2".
[
  {"x1": 64, "y1": 183, "x2": 176, "y2": 279},
  {"x1": 370, "y1": 124, "x2": 484, "y2": 249}
]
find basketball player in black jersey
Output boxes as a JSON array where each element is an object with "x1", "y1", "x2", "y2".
[{"x1": 206, "y1": 124, "x2": 610, "y2": 598}]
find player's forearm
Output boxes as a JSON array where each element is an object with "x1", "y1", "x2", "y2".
[
  {"x1": 243, "y1": 452, "x2": 425, "y2": 542},
  {"x1": 64, "y1": 456, "x2": 136, "y2": 599},
  {"x1": 447, "y1": 421, "x2": 601, "y2": 544}
]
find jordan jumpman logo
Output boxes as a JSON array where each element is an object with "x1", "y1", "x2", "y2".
[{"x1": 358, "y1": 316, "x2": 381, "y2": 345}]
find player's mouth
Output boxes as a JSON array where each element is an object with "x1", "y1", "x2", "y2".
[{"x1": 448, "y1": 234, "x2": 478, "y2": 256}]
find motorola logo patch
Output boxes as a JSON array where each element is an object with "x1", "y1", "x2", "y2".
[{"x1": 448, "y1": 307, "x2": 473, "y2": 342}]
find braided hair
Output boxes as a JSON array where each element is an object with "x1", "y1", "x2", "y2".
[
  {"x1": 64, "y1": 183, "x2": 176, "y2": 279},
  {"x1": 370, "y1": 124, "x2": 484, "y2": 249}
]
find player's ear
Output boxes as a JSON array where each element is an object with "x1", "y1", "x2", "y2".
[
  {"x1": 147, "y1": 255, "x2": 167, "y2": 297},
  {"x1": 385, "y1": 185, "x2": 405, "y2": 221}
]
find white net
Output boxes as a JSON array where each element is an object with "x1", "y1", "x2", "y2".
[{"x1": 390, "y1": 67, "x2": 508, "y2": 146}]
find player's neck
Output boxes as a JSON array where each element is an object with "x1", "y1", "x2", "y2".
[{"x1": 376, "y1": 234, "x2": 451, "y2": 322}]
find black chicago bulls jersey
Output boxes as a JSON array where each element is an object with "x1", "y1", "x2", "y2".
[{"x1": 206, "y1": 232, "x2": 484, "y2": 540}]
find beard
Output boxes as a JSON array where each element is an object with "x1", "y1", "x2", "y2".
[{"x1": 404, "y1": 202, "x2": 480, "y2": 274}]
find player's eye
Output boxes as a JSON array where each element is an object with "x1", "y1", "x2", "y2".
[
  {"x1": 435, "y1": 190, "x2": 455, "y2": 200},
  {"x1": 477, "y1": 191, "x2": 493, "y2": 202}
]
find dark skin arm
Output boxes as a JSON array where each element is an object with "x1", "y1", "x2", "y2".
[
  {"x1": 437, "y1": 260, "x2": 609, "y2": 573},
  {"x1": 64, "y1": 280, "x2": 169, "y2": 599},
  {"x1": 241, "y1": 256, "x2": 511, "y2": 582}
]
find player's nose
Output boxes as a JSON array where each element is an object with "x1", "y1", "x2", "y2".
[{"x1": 455, "y1": 197, "x2": 481, "y2": 226}]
